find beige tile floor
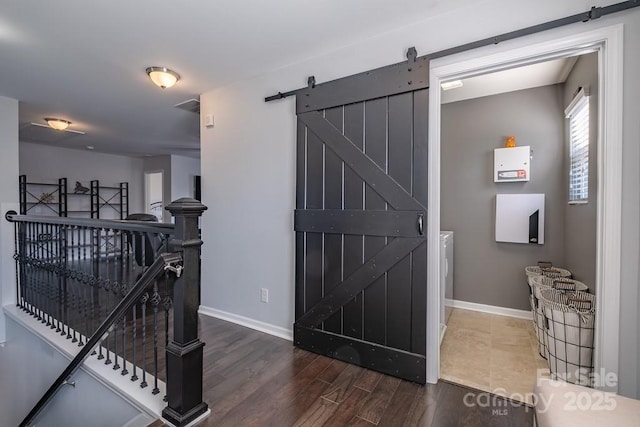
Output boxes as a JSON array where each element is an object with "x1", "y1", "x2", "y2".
[{"x1": 440, "y1": 308, "x2": 549, "y2": 405}]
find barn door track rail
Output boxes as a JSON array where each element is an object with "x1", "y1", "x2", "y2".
[{"x1": 264, "y1": 0, "x2": 639, "y2": 103}]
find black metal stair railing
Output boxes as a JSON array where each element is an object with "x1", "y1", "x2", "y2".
[
  {"x1": 6, "y1": 197, "x2": 209, "y2": 427},
  {"x1": 8, "y1": 213, "x2": 175, "y2": 390},
  {"x1": 18, "y1": 251, "x2": 183, "y2": 427}
]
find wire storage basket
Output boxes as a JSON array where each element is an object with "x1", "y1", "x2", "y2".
[
  {"x1": 524, "y1": 262, "x2": 574, "y2": 359},
  {"x1": 528, "y1": 276, "x2": 588, "y2": 359},
  {"x1": 528, "y1": 293, "x2": 547, "y2": 357},
  {"x1": 539, "y1": 288, "x2": 596, "y2": 386},
  {"x1": 525, "y1": 261, "x2": 572, "y2": 286}
]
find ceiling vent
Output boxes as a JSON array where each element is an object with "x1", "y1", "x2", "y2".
[
  {"x1": 174, "y1": 98, "x2": 200, "y2": 114},
  {"x1": 20, "y1": 122, "x2": 85, "y2": 144}
]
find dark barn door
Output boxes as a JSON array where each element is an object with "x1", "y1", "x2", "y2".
[{"x1": 294, "y1": 53, "x2": 430, "y2": 383}]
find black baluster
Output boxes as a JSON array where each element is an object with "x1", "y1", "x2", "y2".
[
  {"x1": 30, "y1": 222, "x2": 37, "y2": 320},
  {"x1": 162, "y1": 292, "x2": 172, "y2": 402},
  {"x1": 65, "y1": 225, "x2": 72, "y2": 340},
  {"x1": 128, "y1": 231, "x2": 137, "y2": 381},
  {"x1": 20, "y1": 221, "x2": 26, "y2": 312},
  {"x1": 111, "y1": 230, "x2": 121, "y2": 370},
  {"x1": 130, "y1": 299, "x2": 138, "y2": 382},
  {"x1": 163, "y1": 269, "x2": 171, "y2": 347},
  {"x1": 12, "y1": 218, "x2": 21, "y2": 309},
  {"x1": 140, "y1": 291, "x2": 149, "y2": 388},
  {"x1": 35, "y1": 222, "x2": 42, "y2": 319},
  {"x1": 42, "y1": 222, "x2": 48, "y2": 323},
  {"x1": 74, "y1": 225, "x2": 81, "y2": 344},
  {"x1": 82, "y1": 226, "x2": 89, "y2": 346},
  {"x1": 31, "y1": 221, "x2": 38, "y2": 317},
  {"x1": 25, "y1": 221, "x2": 32, "y2": 314},
  {"x1": 96, "y1": 275, "x2": 105, "y2": 360},
  {"x1": 121, "y1": 280, "x2": 129, "y2": 376},
  {"x1": 36, "y1": 222, "x2": 43, "y2": 322},
  {"x1": 23, "y1": 221, "x2": 29, "y2": 311},
  {"x1": 60, "y1": 224, "x2": 68, "y2": 337},
  {"x1": 55, "y1": 223, "x2": 61, "y2": 328},
  {"x1": 50, "y1": 222, "x2": 57, "y2": 328},
  {"x1": 104, "y1": 229, "x2": 112, "y2": 365},
  {"x1": 43, "y1": 222, "x2": 51, "y2": 328},
  {"x1": 57, "y1": 224, "x2": 62, "y2": 335},
  {"x1": 24, "y1": 222, "x2": 30, "y2": 313},
  {"x1": 91, "y1": 225, "x2": 100, "y2": 356},
  {"x1": 51, "y1": 223, "x2": 56, "y2": 331},
  {"x1": 47, "y1": 224, "x2": 54, "y2": 329},
  {"x1": 71, "y1": 225, "x2": 78, "y2": 343},
  {"x1": 26, "y1": 221, "x2": 33, "y2": 315},
  {"x1": 151, "y1": 284, "x2": 160, "y2": 395},
  {"x1": 46, "y1": 222, "x2": 52, "y2": 326},
  {"x1": 75, "y1": 225, "x2": 82, "y2": 344}
]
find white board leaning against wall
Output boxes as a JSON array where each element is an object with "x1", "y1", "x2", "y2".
[{"x1": 495, "y1": 193, "x2": 545, "y2": 244}]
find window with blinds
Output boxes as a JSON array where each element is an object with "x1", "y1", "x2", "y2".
[{"x1": 565, "y1": 87, "x2": 590, "y2": 204}]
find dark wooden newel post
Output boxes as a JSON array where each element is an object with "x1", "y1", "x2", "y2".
[{"x1": 163, "y1": 198, "x2": 208, "y2": 426}]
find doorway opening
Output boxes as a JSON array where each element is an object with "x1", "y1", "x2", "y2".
[
  {"x1": 427, "y1": 25, "x2": 624, "y2": 396},
  {"x1": 145, "y1": 171, "x2": 164, "y2": 222},
  {"x1": 437, "y1": 52, "x2": 597, "y2": 404}
]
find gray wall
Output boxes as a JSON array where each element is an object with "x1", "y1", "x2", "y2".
[
  {"x1": 19, "y1": 142, "x2": 144, "y2": 214},
  {"x1": 170, "y1": 155, "x2": 200, "y2": 201},
  {"x1": 142, "y1": 155, "x2": 200, "y2": 222},
  {"x1": 199, "y1": 4, "x2": 640, "y2": 397},
  {"x1": 563, "y1": 53, "x2": 598, "y2": 290},
  {"x1": 0, "y1": 315, "x2": 151, "y2": 426},
  {"x1": 441, "y1": 85, "x2": 566, "y2": 311}
]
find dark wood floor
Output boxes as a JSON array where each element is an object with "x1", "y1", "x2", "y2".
[{"x1": 191, "y1": 315, "x2": 534, "y2": 427}]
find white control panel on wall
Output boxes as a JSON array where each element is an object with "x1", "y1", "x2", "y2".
[
  {"x1": 494, "y1": 146, "x2": 530, "y2": 182},
  {"x1": 495, "y1": 193, "x2": 544, "y2": 244}
]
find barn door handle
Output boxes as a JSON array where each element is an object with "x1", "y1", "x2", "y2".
[{"x1": 417, "y1": 213, "x2": 424, "y2": 236}]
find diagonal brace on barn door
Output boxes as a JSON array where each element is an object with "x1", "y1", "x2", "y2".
[
  {"x1": 296, "y1": 236, "x2": 426, "y2": 329},
  {"x1": 298, "y1": 111, "x2": 426, "y2": 212}
]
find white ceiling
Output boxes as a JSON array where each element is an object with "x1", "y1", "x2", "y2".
[
  {"x1": 0, "y1": 0, "x2": 475, "y2": 158},
  {"x1": 1, "y1": 1, "x2": 585, "y2": 158},
  {"x1": 441, "y1": 56, "x2": 578, "y2": 104}
]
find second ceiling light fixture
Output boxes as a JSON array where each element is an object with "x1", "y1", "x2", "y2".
[{"x1": 146, "y1": 67, "x2": 180, "y2": 89}]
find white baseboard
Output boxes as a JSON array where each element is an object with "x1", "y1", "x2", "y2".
[
  {"x1": 198, "y1": 305, "x2": 293, "y2": 341},
  {"x1": 445, "y1": 299, "x2": 532, "y2": 320}
]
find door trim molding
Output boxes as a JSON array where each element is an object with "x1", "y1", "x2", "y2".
[{"x1": 427, "y1": 24, "x2": 624, "y2": 389}]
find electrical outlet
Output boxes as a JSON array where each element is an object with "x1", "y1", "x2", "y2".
[{"x1": 260, "y1": 288, "x2": 269, "y2": 303}]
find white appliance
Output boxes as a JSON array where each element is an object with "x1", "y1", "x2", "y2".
[
  {"x1": 440, "y1": 231, "x2": 454, "y2": 344},
  {"x1": 494, "y1": 146, "x2": 531, "y2": 182}
]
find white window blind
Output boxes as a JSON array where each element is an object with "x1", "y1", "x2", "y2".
[{"x1": 565, "y1": 88, "x2": 590, "y2": 203}]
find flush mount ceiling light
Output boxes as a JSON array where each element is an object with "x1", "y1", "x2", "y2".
[
  {"x1": 44, "y1": 118, "x2": 71, "y2": 131},
  {"x1": 441, "y1": 80, "x2": 464, "y2": 91},
  {"x1": 146, "y1": 66, "x2": 180, "y2": 89}
]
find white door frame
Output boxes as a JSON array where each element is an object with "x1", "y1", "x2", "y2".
[
  {"x1": 144, "y1": 170, "x2": 165, "y2": 222},
  {"x1": 426, "y1": 24, "x2": 624, "y2": 391}
]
